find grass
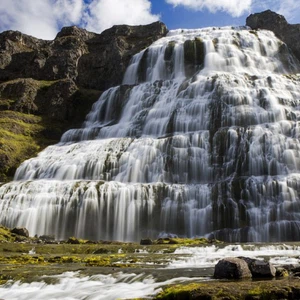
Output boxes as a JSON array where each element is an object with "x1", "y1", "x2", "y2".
[
  {"x1": 0, "y1": 110, "x2": 52, "y2": 181},
  {"x1": 0, "y1": 78, "x2": 102, "y2": 181}
]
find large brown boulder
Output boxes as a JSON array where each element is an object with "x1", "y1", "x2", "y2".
[{"x1": 214, "y1": 257, "x2": 252, "y2": 279}]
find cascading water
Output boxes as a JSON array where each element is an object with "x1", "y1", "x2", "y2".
[{"x1": 0, "y1": 26, "x2": 300, "y2": 242}]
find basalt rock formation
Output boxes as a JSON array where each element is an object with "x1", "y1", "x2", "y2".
[{"x1": 0, "y1": 22, "x2": 168, "y2": 181}]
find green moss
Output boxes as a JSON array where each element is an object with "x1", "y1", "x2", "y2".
[
  {"x1": 156, "y1": 283, "x2": 204, "y2": 300},
  {"x1": 155, "y1": 237, "x2": 221, "y2": 245},
  {"x1": 37, "y1": 80, "x2": 59, "y2": 88},
  {"x1": 0, "y1": 109, "x2": 70, "y2": 181},
  {"x1": 248, "y1": 286, "x2": 264, "y2": 296},
  {"x1": 249, "y1": 30, "x2": 258, "y2": 36},
  {"x1": 0, "y1": 98, "x2": 15, "y2": 110},
  {"x1": 0, "y1": 78, "x2": 101, "y2": 181},
  {"x1": 0, "y1": 255, "x2": 48, "y2": 265},
  {"x1": 0, "y1": 226, "x2": 15, "y2": 242},
  {"x1": 0, "y1": 111, "x2": 44, "y2": 180}
]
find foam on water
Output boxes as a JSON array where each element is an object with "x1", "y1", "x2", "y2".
[
  {"x1": 0, "y1": 272, "x2": 205, "y2": 300},
  {"x1": 168, "y1": 244, "x2": 300, "y2": 268}
]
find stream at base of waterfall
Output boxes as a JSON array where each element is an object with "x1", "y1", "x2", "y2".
[{"x1": 1, "y1": 243, "x2": 300, "y2": 299}]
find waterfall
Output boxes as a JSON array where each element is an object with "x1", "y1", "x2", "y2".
[{"x1": 1, "y1": 26, "x2": 300, "y2": 242}]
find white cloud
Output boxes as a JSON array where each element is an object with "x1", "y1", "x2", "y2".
[
  {"x1": 0, "y1": 0, "x2": 84, "y2": 40},
  {"x1": 165, "y1": 0, "x2": 300, "y2": 22},
  {"x1": 250, "y1": 0, "x2": 300, "y2": 23},
  {"x1": 274, "y1": 0, "x2": 300, "y2": 22},
  {"x1": 83, "y1": 0, "x2": 160, "y2": 33},
  {"x1": 0, "y1": 0, "x2": 58, "y2": 40},
  {"x1": 0, "y1": 0, "x2": 159, "y2": 40},
  {"x1": 165, "y1": 0, "x2": 252, "y2": 17},
  {"x1": 53, "y1": 0, "x2": 84, "y2": 25}
]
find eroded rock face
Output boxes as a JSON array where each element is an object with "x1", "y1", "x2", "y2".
[
  {"x1": 0, "y1": 22, "x2": 168, "y2": 90},
  {"x1": 246, "y1": 10, "x2": 300, "y2": 62}
]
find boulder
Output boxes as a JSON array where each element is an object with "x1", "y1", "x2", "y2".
[
  {"x1": 239, "y1": 257, "x2": 276, "y2": 278},
  {"x1": 67, "y1": 237, "x2": 80, "y2": 244},
  {"x1": 214, "y1": 257, "x2": 252, "y2": 279},
  {"x1": 39, "y1": 234, "x2": 55, "y2": 242},
  {"x1": 140, "y1": 238, "x2": 153, "y2": 245},
  {"x1": 11, "y1": 227, "x2": 29, "y2": 237},
  {"x1": 276, "y1": 267, "x2": 289, "y2": 277}
]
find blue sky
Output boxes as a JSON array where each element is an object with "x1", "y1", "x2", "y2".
[{"x1": 0, "y1": 0, "x2": 300, "y2": 40}]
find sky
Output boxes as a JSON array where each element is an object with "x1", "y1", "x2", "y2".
[{"x1": 0, "y1": 0, "x2": 300, "y2": 40}]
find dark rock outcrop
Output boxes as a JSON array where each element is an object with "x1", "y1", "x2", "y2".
[
  {"x1": 0, "y1": 22, "x2": 168, "y2": 90},
  {"x1": 77, "y1": 22, "x2": 168, "y2": 90},
  {"x1": 140, "y1": 238, "x2": 153, "y2": 245},
  {"x1": 239, "y1": 257, "x2": 276, "y2": 278},
  {"x1": 246, "y1": 10, "x2": 300, "y2": 62},
  {"x1": 214, "y1": 257, "x2": 252, "y2": 279},
  {"x1": 11, "y1": 227, "x2": 29, "y2": 237},
  {"x1": 0, "y1": 22, "x2": 168, "y2": 181}
]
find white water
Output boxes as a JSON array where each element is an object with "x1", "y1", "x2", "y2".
[
  {"x1": 0, "y1": 272, "x2": 205, "y2": 300},
  {"x1": 169, "y1": 244, "x2": 300, "y2": 268},
  {"x1": 0, "y1": 27, "x2": 300, "y2": 242}
]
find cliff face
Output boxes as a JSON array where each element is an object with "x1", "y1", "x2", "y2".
[
  {"x1": 246, "y1": 10, "x2": 300, "y2": 62},
  {"x1": 0, "y1": 22, "x2": 168, "y2": 181}
]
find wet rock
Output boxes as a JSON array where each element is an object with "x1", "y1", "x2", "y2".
[
  {"x1": 239, "y1": 257, "x2": 276, "y2": 278},
  {"x1": 276, "y1": 267, "x2": 289, "y2": 277},
  {"x1": 14, "y1": 235, "x2": 28, "y2": 242},
  {"x1": 11, "y1": 227, "x2": 29, "y2": 237},
  {"x1": 39, "y1": 234, "x2": 55, "y2": 242},
  {"x1": 285, "y1": 264, "x2": 300, "y2": 273},
  {"x1": 140, "y1": 238, "x2": 153, "y2": 245},
  {"x1": 164, "y1": 41, "x2": 175, "y2": 61},
  {"x1": 214, "y1": 257, "x2": 252, "y2": 279},
  {"x1": 77, "y1": 21, "x2": 168, "y2": 90},
  {"x1": 67, "y1": 237, "x2": 80, "y2": 244},
  {"x1": 0, "y1": 78, "x2": 39, "y2": 113},
  {"x1": 93, "y1": 248, "x2": 109, "y2": 254},
  {"x1": 183, "y1": 38, "x2": 205, "y2": 78}
]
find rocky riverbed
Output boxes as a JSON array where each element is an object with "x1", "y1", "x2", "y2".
[{"x1": 2, "y1": 226, "x2": 300, "y2": 299}]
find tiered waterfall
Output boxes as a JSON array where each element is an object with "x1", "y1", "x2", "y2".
[{"x1": 1, "y1": 26, "x2": 300, "y2": 242}]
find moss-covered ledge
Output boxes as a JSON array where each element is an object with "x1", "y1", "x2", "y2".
[
  {"x1": 0, "y1": 78, "x2": 101, "y2": 182},
  {"x1": 154, "y1": 279, "x2": 300, "y2": 300}
]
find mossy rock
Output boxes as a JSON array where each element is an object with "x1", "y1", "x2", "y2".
[
  {"x1": 0, "y1": 78, "x2": 101, "y2": 182},
  {"x1": 183, "y1": 38, "x2": 205, "y2": 78},
  {"x1": 164, "y1": 41, "x2": 176, "y2": 61},
  {"x1": 137, "y1": 48, "x2": 149, "y2": 82}
]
